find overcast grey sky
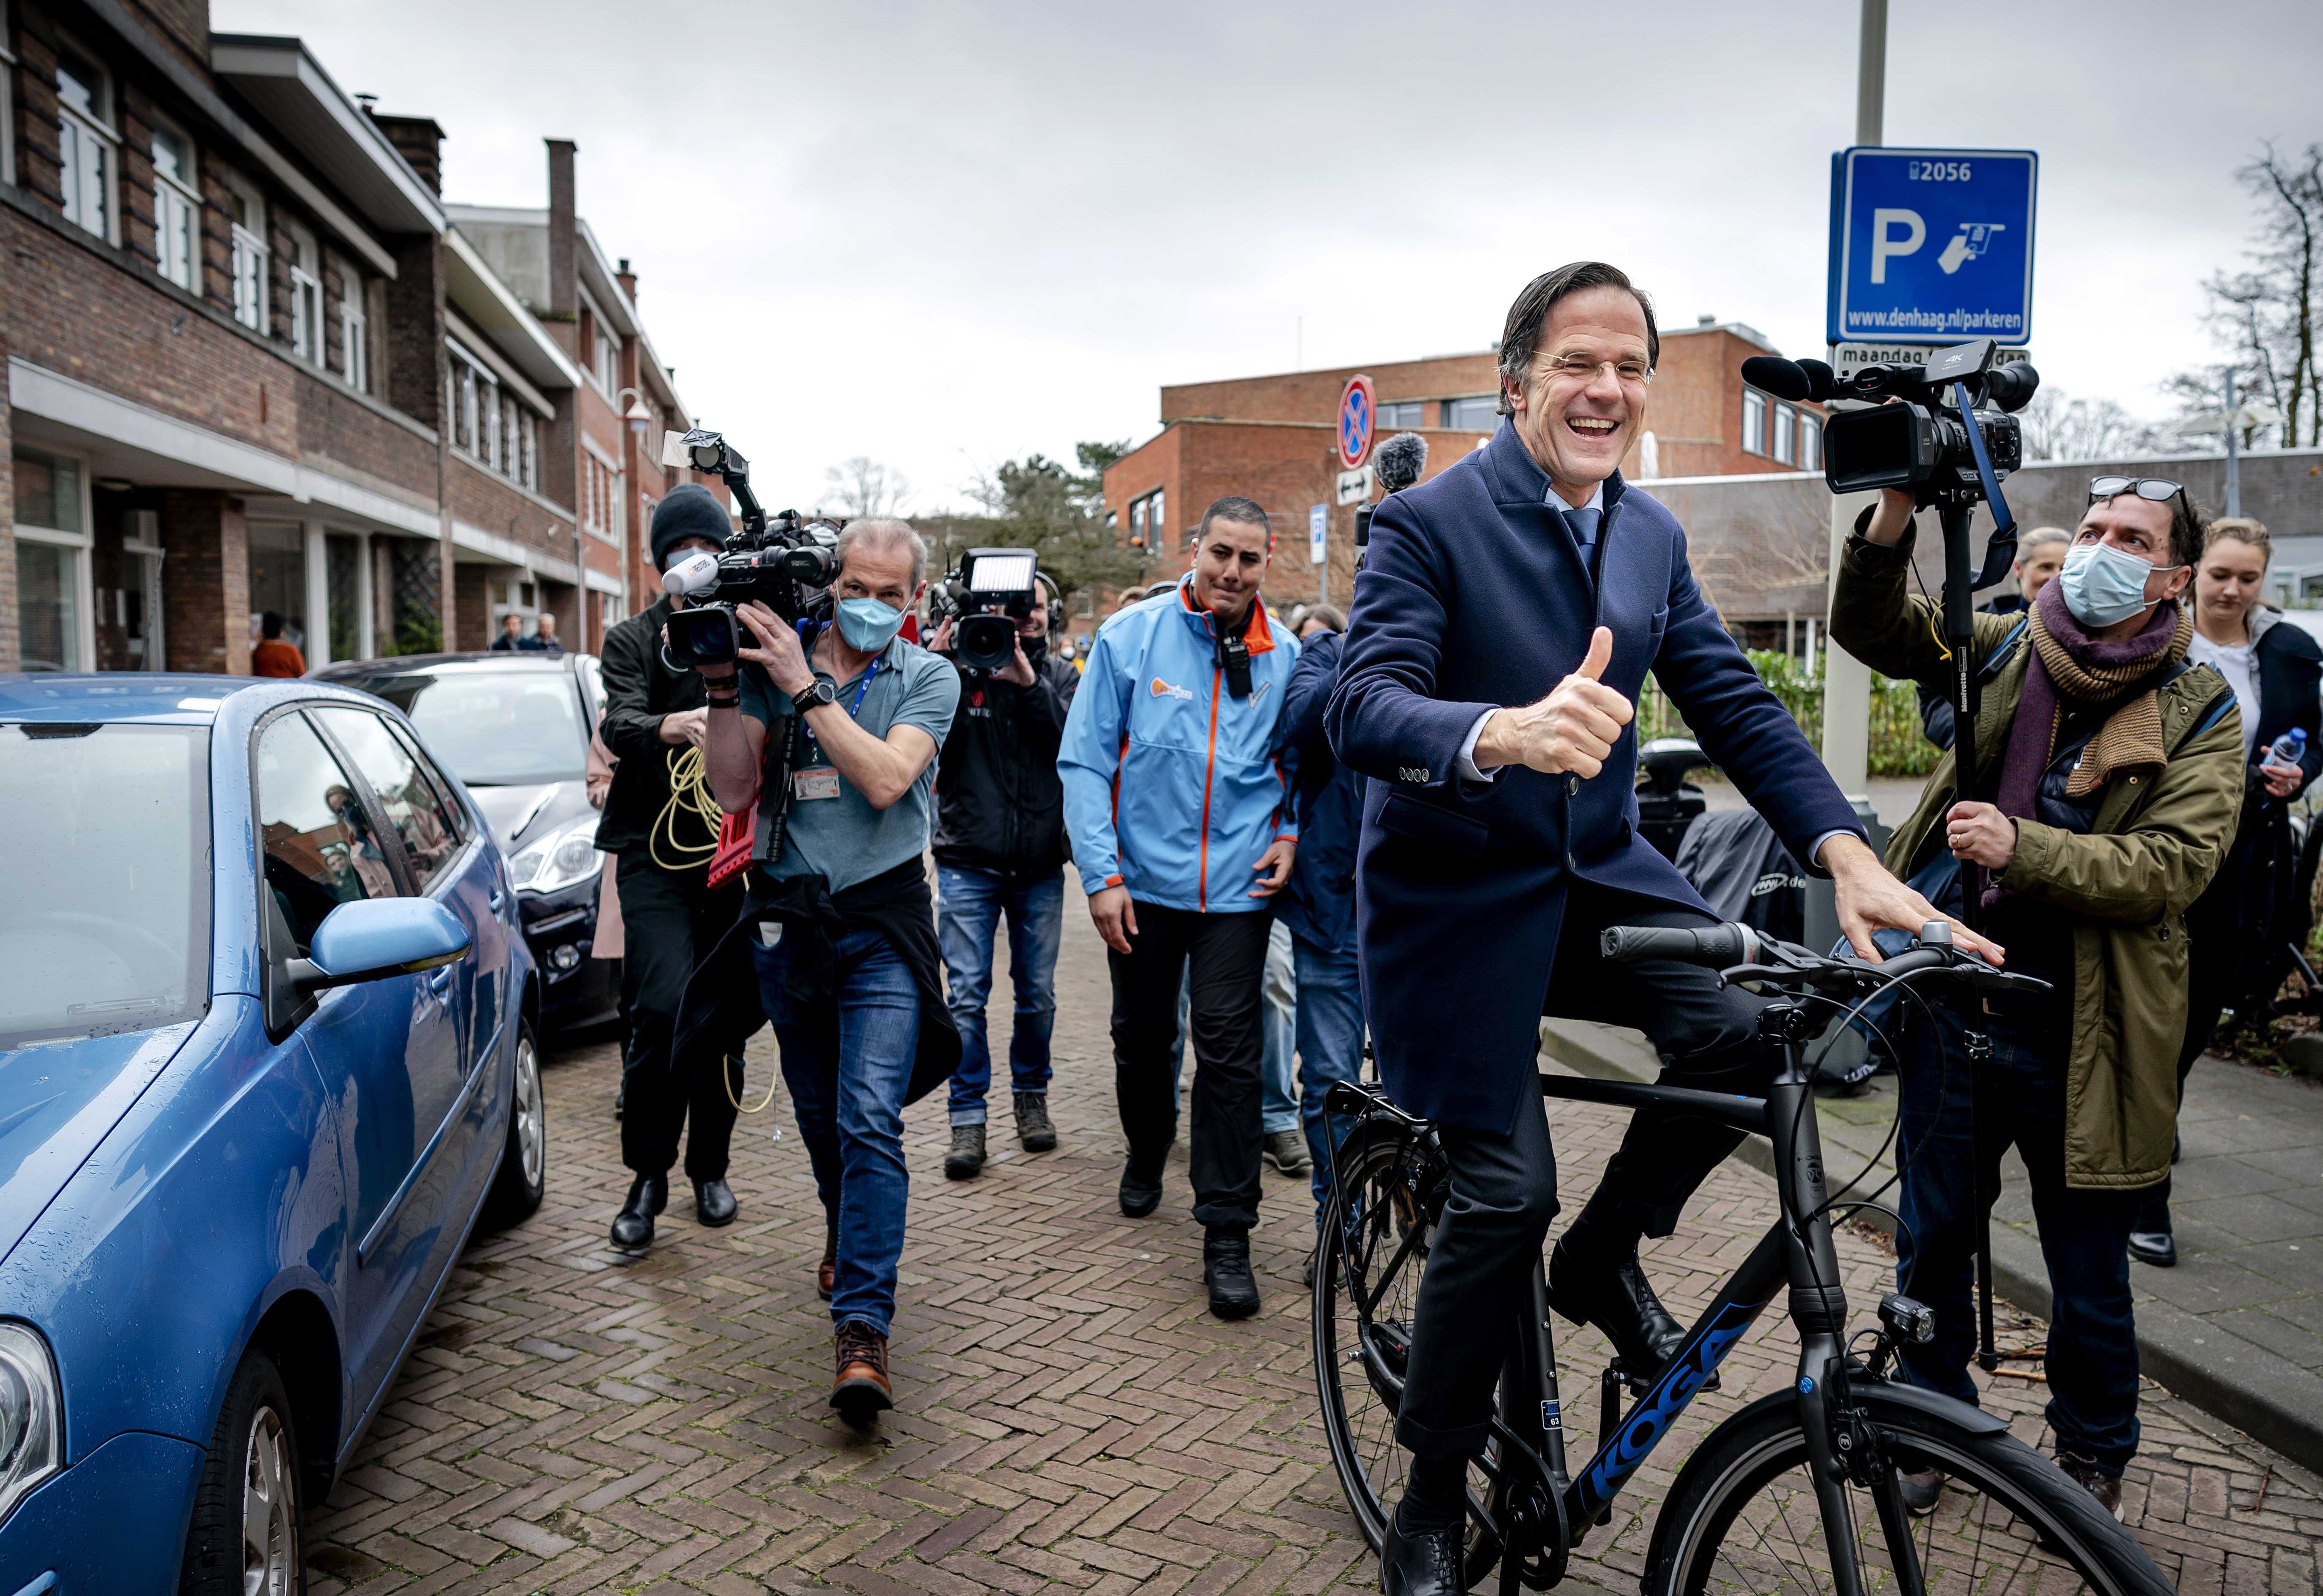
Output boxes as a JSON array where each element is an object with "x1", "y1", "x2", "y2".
[{"x1": 220, "y1": 0, "x2": 2323, "y2": 512}]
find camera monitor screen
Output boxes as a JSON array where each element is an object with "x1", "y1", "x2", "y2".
[{"x1": 968, "y1": 552, "x2": 1036, "y2": 594}]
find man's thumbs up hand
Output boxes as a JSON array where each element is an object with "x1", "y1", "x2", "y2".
[{"x1": 1470, "y1": 625, "x2": 1636, "y2": 779}]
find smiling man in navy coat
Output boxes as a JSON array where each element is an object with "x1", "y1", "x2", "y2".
[{"x1": 1327, "y1": 262, "x2": 1993, "y2": 1594}]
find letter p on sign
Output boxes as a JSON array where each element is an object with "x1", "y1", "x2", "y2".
[{"x1": 1871, "y1": 208, "x2": 1925, "y2": 284}]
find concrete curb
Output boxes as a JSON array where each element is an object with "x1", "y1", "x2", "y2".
[{"x1": 1539, "y1": 1015, "x2": 2323, "y2": 1475}]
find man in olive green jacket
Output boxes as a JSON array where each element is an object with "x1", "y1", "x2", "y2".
[{"x1": 1830, "y1": 476, "x2": 2241, "y2": 1514}]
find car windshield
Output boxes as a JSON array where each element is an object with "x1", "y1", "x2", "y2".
[
  {"x1": 0, "y1": 723, "x2": 211, "y2": 1049},
  {"x1": 332, "y1": 668, "x2": 585, "y2": 786}
]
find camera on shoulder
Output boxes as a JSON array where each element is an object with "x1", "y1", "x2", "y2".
[
  {"x1": 656, "y1": 427, "x2": 843, "y2": 669},
  {"x1": 931, "y1": 547, "x2": 1040, "y2": 674}
]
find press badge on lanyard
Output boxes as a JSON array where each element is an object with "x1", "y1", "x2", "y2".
[{"x1": 792, "y1": 636, "x2": 880, "y2": 802}]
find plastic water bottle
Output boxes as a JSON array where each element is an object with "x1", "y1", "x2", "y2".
[{"x1": 2266, "y1": 727, "x2": 2307, "y2": 767}]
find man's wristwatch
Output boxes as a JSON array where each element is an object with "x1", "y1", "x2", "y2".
[{"x1": 791, "y1": 678, "x2": 838, "y2": 717}]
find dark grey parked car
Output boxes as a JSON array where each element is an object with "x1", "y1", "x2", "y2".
[{"x1": 315, "y1": 651, "x2": 622, "y2": 1035}]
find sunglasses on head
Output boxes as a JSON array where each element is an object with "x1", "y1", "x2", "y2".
[{"x1": 2088, "y1": 476, "x2": 2184, "y2": 508}]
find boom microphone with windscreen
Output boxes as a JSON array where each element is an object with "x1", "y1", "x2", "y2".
[
  {"x1": 1739, "y1": 356, "x2": 1813, "y2": 403},
  {"x1": 1796, "y1": 359, "x2": 1836, "y2": 402},
  {"x1": 1357, "y1": 432, "x2": 1430, "y2": 565},
  {"x1": 1373, "y1": 432, "x2": 1428, "y2": 494}
]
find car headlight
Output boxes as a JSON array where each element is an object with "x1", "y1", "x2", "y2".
[
  {"x1": 509, "y1": 818, "x2": 605, "y2": 897},
  {"x1": 0, "y1": 1324, "x2": 62, "y2": 1526}
]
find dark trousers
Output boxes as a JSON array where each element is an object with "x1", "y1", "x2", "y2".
[
  {"x1": 1397, "y1": 886, "x2": 1768, "y2": 1459},
  {"x1": 1108, "y1": 903, "x2": 1274, "y2": 1230},
  {"x1": 1896, "y1": 999, "x2": 2142, "y2": 1473},
  {"x1": 615, "y1": 852, "x2": 744, "y2": 1181}
]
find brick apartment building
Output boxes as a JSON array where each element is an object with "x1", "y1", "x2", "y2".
[
  {"x1": 1102, "y1": 318, "x2": 1825, "y2": 609},
  {"x1": 0, "y1": 0, "x2": 713, "y2": 674}
]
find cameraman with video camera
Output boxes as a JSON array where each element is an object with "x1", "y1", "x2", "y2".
[
  {"x1": 694, "y1": 517, "x2": 963, "y2": 1422},
  {"x1": 925, "y1": 558, "x2": 1080, "y2": 1177},
  {"x1": 597, "y1": 484, "x2": 750, "y2": 1254},
  {"x1": 1831, "y1": 473, "x2": 2243, "y2": 1515}
]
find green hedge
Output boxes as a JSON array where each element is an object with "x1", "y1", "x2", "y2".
[{"x1": 1635, "y1": 650, "x2": 1939, "y2": 780}]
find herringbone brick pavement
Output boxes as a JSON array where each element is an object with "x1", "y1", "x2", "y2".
[{"x1": 307, "y1": 905, "x2": 2323, "y2": 1594}]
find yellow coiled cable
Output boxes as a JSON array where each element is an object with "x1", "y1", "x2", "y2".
[{"x1": 650, "y1": 743, "x2": 777, "y2": 1113}]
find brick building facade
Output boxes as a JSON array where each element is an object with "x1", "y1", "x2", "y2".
[
  {"x1": 1, "y1": 0, "x2": 710, "y2": 674},
  {"x1": 1102, "y1": 320, "x2": 1825, "y2": 612}
]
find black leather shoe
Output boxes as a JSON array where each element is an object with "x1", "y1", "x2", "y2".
[
  {"x1": 945, "y1": 1123, "x2": 987, "y2": 1180},
  {"x1": 1014, "y1": 1092, "x2": 1057, "y2": 1153},
  {"x1": 694, "y1": 1178, "x2": 737, "y2": 1227},
  {"x1": 611, "y1": 1175, "x2": 666, "y2": 1251},
  {"x1": 1547, "y1": 1231, "x2": 1688, "y2": 1381},
  {"x1": 2128, "y1": 1229, "x2": 2176, "y2": 1267},
  {"x1": 1120, "y1": 1161, "x2": 1163, "y2": 1218},
  {"x1": 1380, "y1": 1511, "x2": 1465, "y2": 1595},
  {"x1": 1203, "y1": 1227, "x2": 1261, "y2": 1320}
]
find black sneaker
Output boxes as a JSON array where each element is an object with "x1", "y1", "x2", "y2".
[
  {"x1": 944, "y1": 1124, "x2": 986, "y2": 1180},
  {"x1": 1897, "y1": 1466, "x2": 1944, "y2": 1515},
  {"x1": 1014, "y1": 1092, "x2": 1057, "y2": 1153},
  {"x1": 1119, "y1": 1161, "x2": 1163, "y2": 1218},
  {"x1": 1263, "y1": 1129, "x2": 1310, "y2": 1175},
  {"x1": 1204, "y1": 1227, "x2": 1261, "y2": 1319},
  {"x1": 2127, "y1": 1229, "x2": 2176, "y2": 1267}
]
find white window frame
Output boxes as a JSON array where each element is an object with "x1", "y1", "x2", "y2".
[
  {"x1": 1741, "y1": 389, "x2": 1768, "y2": 457},
  {"x1": 520, "y1": 412, "x2": 538, "y2": 489},
  {"x1": 11, "y1": 443, "x2": 98, "y2": 672},
  {"x1": 1799, "y1": 413, "x2": 1822, "y2": 472},
  {"x1": 224, "y1": 172, "x2": 269, "y2": 332},
  {"x1": 340, "y1": 286, "x2": 369, "y2": 393},
  {"x1": 287, "y1": 223, "x2": 324, "y2": 368},
  {"x1": 54, "y1": 41, "x2": 117, "y2": 243},
  {"x1": 150, "y1": 117, "x2": 199, "y2": 291},
  {"x1": 1771, "y1": 401, "x2": 1797, "y2": 466}
]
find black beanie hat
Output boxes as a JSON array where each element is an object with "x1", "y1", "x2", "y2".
[{"x1": 650, "y1": 484, "x2": 730, "y2": 570}]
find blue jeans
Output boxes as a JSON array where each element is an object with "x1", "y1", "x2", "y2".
[
  {"x1": 937, "y1": 865, "x2": 1063, "y2": 1126},
  {"x1": 1262, "y1": 920, "x2": 1299, "y2": 1134},
  {"x1": 750, "y1": 924, "x2": 921, "y2": 1337},
  {"x1": 1896, "y1": 997, "x2": 2142, "y2": 1473},
  {"x1": 1292, "y1": 932, "x2": 1365, "y2": 1214}
]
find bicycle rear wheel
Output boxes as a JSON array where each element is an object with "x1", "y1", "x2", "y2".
[
  {"x1": 1311, "y1": 1123, "x2": 1510, "y2": 1586},
  {"x1": 1645, "y1": 1383, "x2": 2174, "y2": 1596}
]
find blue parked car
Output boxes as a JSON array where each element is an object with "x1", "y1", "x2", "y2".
[{"x1": 0, "y1": 674, "x2": 546, "y2": 1593}]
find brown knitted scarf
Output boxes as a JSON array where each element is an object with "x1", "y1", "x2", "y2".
[{"x1": 2002, "y1": 587, "x2": 2190, "y2": 813}]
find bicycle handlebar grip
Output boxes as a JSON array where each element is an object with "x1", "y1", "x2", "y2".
[{"x1": 1598, "y1": 923, "x2": 1756, "y2": 967}]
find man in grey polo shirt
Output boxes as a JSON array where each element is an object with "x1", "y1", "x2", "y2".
[{"x1": 699, "y1": 519, "x2": 960, "y2": 1422}]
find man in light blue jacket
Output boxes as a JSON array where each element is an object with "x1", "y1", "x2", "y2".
[{"x1": 1060, "y1": 496, "x2": 1300, "y2": 1319}]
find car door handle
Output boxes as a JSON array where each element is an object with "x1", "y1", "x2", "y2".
[
  {"x1": 428, "y1": 967, "x2": 456, "y2": 998},
  {"x1": 488, "y1": 887, "x2": 506, "y2": 915}
]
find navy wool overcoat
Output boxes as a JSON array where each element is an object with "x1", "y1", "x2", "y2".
[{"x1": 1325, "y1": 422, "x2": 1864, "y2": 1136}]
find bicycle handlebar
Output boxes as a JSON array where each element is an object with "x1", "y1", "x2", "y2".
[{"x1": 1599, "y1": 921, "x2": 2052, "y2": 1000}]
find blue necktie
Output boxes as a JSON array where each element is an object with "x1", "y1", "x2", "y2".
[{"x1": 1563, "y1": 506, "x2": 1602, "y2": 557}]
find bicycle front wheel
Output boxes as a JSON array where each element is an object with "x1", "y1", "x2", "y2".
[{"x1": 1645, "y1": 1383, "x2": 2174, "y2": 1596}]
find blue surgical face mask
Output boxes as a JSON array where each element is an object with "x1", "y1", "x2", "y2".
[
  {"x1": 835, "y1": 596, "x2": 906, "y2": 653},
  {"x1": 2058, "y1": 540, "x2": 2164, "y2": 629}
]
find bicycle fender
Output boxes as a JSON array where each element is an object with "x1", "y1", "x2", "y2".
[{"x1": 1859, "y1": 1375, "x2": 2009, "y2": 1435}]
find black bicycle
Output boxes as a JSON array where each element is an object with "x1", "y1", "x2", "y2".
[{"x1": 1312, "y1": 922, "x2": 2173, "y2": 1596}]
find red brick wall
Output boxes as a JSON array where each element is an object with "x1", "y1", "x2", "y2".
[
  {"x1": 1163, "y1": 353, "x2": 1500, "y2": 426},
  {"x1": 160, "y1": 489, "x2": 249, "y2": 674},
  {"x1": 452, "y1": 561, "x2": 492, "y2": 653}
]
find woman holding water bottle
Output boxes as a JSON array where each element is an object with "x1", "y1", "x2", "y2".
[{"x1": 2132, "y1": 516, "x2": 2323, "y2": 1266}]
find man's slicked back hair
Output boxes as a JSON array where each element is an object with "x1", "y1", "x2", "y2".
[{"x1": 1498, "y1": 261, "x2": 1660, "y2": 416}]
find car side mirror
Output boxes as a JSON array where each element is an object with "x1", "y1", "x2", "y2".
[{"x1": 288, "y1": 899, "x2": 471, "y2": 993}]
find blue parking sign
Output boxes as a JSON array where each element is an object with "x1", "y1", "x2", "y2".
[{"x1": 1827, "y1": 147, "x2": 2037, "y2": 346}]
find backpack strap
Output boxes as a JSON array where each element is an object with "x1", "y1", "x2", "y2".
[{"x1": 1980, "y1": 616, "x2": 2031, "y2": 680}]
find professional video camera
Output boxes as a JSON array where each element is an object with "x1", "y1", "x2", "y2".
[
  {"x1": 929, "y1": 547, "x2": 1041, "y2": 674},
  {"x1": 1742, "y1": 338, "x2": 2039, "y2": 508},
  {"x1": 657, "y1": 427, "x2": 841, "y2": 669}
]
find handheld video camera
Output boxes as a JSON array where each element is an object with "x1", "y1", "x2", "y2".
[
  {"x1": 930, "y1": 547, "x2": 1042, "y2": 674},
  {"x1": 658, "y1": 428, "x2": 841, "y2": 669},
  {"x1": 1742, "y1": 338, "x2": 2039, "y2": 509}
]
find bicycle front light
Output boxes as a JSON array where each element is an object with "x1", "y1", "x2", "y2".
[
  {"x1": 1879, "y1": 1293, "x2": 1938, "y2": 1347},
  {"x1": 509, "y1": 818, "x2": 604, "y2": 897},
  {"x1": 0, "y1": 1324, "x2": 62, "y2": 1526}
]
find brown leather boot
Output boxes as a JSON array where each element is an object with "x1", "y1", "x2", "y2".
[
  {"x1": 817, "y1": 1221, "x2": 836, "y2": 1302},
  {"x1": 831, "y1": 1320, "x2": 893, "y2": 1421}
]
